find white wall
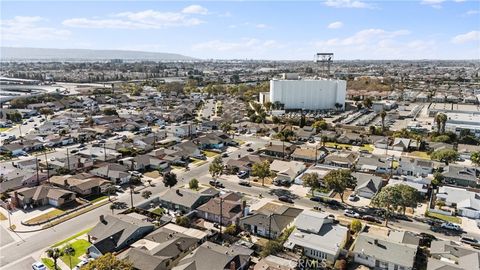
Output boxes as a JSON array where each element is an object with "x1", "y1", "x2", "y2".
[{"x1": 270, "y1": 79, "x2": 346, "y2": 110}]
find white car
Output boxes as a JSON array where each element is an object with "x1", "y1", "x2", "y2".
[
  {"x1": 344, "y1": 209, "x2": 361, "y2": 218},
  {"x1": 441, "y1": 222, "x2": 461, "y2": 231},
  {"x1": 348, "y1": 194, "x2": 359, "y2": 202},
  {"x1": 73, "y1": 259, "x2": 90, "y2": 270},
  {"x1": 32, "y1": 262, "x2": 47, "y2": 270}
]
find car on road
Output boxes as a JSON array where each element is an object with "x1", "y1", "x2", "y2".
[
  {"x1": 245, "y1": 143, "x2": 251, "y2": 147},
  {"x1": 348, "y1": 194, "x2": 359, "y2": 202},
  {"x1": 209, "y1": 180, "x2": 224, "y2": 188},
  {"x1": 246, "y1": 148, "x2": 254, "y2": 152},
  {"x1": 460, "y1": 236, "x2": 479, "y2": 246},
  {"x1": 237, "y1": 171, "x2": 248, "y2": 179},
  {"x1": 239, "y1": 180, "x2": 251, "y2": 187},
  {"x1": 362, "y1": 215, "x2": 380, "y2": 223},
  {"x1": 222, "y1": 153, "x2": 229, "y2": 158},
  {"x1": 32, "y1": 262, "x2": 47, "y2": 270},
  {"x1": 441, "y1": 222, "x2": 461, "y2": 231},
  {"x1": 310, "y1": 196, "x2": 322, "y2": 202},
  {"x1": 344, "y1": 209, "x2": 361, "y2": 218},
  {"x1": 22, "y1": 122, "x2": 28, "y2": 125},
  {"x1": 278, "y1": 196, "x2": 293, "y2": 203}
]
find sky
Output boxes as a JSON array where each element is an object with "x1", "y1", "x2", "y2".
[{"x1": 1, "y1": 0, "x2": 479, "y2": 60}]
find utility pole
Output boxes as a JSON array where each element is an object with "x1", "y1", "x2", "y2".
[
  {"x1": 129, "y1": 186, "x2": 134, "y2": 209},
  {"x1": 44, "y1": 151, "x2": 50, "y2": 181},
  {"x1": 219, "y1": 197, "x2": 223, "y2": 240},
  {"x1": 103, "y1": 143, "x2": 107, "y2": 161},
  {"x1": 35, "y1": 157, "x2": 40, "y2": 186},
  {"x1": 66, "y1": 148, "x2": 70, "y2": 171}
]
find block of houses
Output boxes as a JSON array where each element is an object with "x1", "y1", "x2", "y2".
[
  {"x1": 49, "y1": 173, "x2": 112, "y2": 196},
  {"x1": 87, "y1": 215, "x2": 154, "y2": 258},
  {"x1": 283, "y1": 210, "x2": 348, "y2": 265},
  {"x1": 323, "y1": 151, "x2": 358, "y2": 168},
  {"x1": 172, "y1": 241, "x2": 253, "y2": 270},
  {"x1": 269, "y1": 160, "x2": 306, "y2": 184},
  {"x1": 398, "y1": 158, "x2": 434, "y2": 177},
  {"x1": 158, "y1": 188, "x2": 218, "y2": 214},
  {"x1": 167, "y1": 123, "x2": 197, "y2": 138},
  {"x1": 441, "y1": 165, "x2": 478, "y2": 187},
  {"x1": 89, "y1": 163, "x2": 131, "y2": 185},
  {"x1": 352, "y1": 172, "x2": 383, "y2": 199},
  {"x1": 352, "y1": 231, "x2": 419, "y2": 270},
  {"x1": 428, "y1": 240, "x2": 480, "y2": 270},
  {"x1": 11, "y1": 185, "x2": 76, "y2": 208},
  {"x1": 436, "y1": 186, "x2": 480, "y2": 219},
  {"x1": 239, "y1": 202, "x2": 303, "y2": 239},
  {"x1": 196, "y1": 192, "x2": 244, "y2": 226}
]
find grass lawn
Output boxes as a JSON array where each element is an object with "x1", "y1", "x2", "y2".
[
  {"x1": 0, "y1": 212, "x2": 6, "y2": 221},
  {"x1": 392, "y1": 160, "x2": 399, "y2": 169},
  {"x1": 52, "y1": 228, "x2": 92, "y2": 247},
  {"x1": 151, "y1": 208, "x2": 165, "y2": 216},
  {"x1": 88, "y1": 195, "x2": 108, "y2": 204},
  {"x1": 0, "y1": 127, "x2": 11, "y2": 132},
  {"x1": 325, "y1": 142, "x2": 353, "y2": 150},
  {"x1": 42, "y1": 258, "x2": 57, "y2": 270},
  {"x1": 410, "y1": 151, "x2": 430, "y2": 160},
  {"x1": 60, "y1": 239, "x2": 91, "y2": 268},
  {"x1": 190, "y1": 157, "x2": 203, "y2": 164},
  {"x1": 203, "y1": 150, "x2": 219, "y2": 157},
  {"x1": 360, "y1": 144, "x2": 374, "y2": 153},
  {"x1": 427, "y1": 211, "x2": 462, "y2": 224},
  {"x1": 25, "y1": 209, "x2": 64, "y2": 225}
]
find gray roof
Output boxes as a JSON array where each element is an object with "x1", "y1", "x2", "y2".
[
  {"x1": 240, "y1": 203, "x2": 302, "y2": 233},
  {"x1": 160, "y1": 188, "x2": 218, "y2": 209},
  {"x1": 442, "y1": 165, "x2": 476, "y2": 182},
  {"x1": 353, "y1": 233, "x2": 418, "y2": 268},
  {"x1": 353, "y1": 172, "x2": 383, "y2": 194}
]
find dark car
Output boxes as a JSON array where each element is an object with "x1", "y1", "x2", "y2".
[
  {"x1": 246, "y1": 148, "x2": 254, "y2": 152},
  {"x1": 460, "y1": 236, "x2": 479, "y2": 247},
  {"x1": 209, "y1": 180, "x2": 224, "y2": 188},
  {"x1": 278, "y1": 196, "x2": 293, "y2": 203},
  {"x1": 418, "y1": 232, "x2": 437, "y2": 247},
  {"x1": 310, "y1": 196, "x2": 322, "y2": 202},
  {"x1": 222, "y1": 153, "x2": 229, "y2": 158},
  {"x1": 362, "y1": 215, "x2": 380, "y2": 223}
]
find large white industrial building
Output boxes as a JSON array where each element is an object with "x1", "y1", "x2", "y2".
[{"x1": 269, "y1": 74, "x2": 346, "y2": 110}]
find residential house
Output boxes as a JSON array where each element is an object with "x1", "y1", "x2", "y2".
[
  {"x1": 87, "y1": 215, "x2": 154, "y2": 258},
  {"x1": 196, "y1": 192, "x2": 244, "y2": 226},
  {"x1": 356, "y1": 155, "x2": 392, "y2": 174},
  {"x1": 119, "y1": 155, "x2": 170, "y2": 172},
  {"x1": 239, "y1": 202, "x2": 303, "y2": 239},
  {"x1": 225, "y1": 155, "x2": 270, "y2": 174},
  {"x1": 171, "y1": 141, "x2": 201, "y2": 159},
  {"x1": 254, "y1": 255, "x2": 298, "y2": 270},
  {"x1": 324, "y1": 151, "x2": 358, "y2": 168},
  {"x1": 398, "y1": 158, "x2": 434, "y2": 177},
  {"x1": 0, "y1": 143, "x2": 25, "y2": 156},
  {"x1": 260, "y1": 142, "x2": 296, "y2": 159},
  {"x1": 442, "y1": 165, "x2": 478, "y2": 187},
  {"x1": 167, "y1": 123, "x2": 197, "y2": 138},
  {"x1": 172, "y1": 241, "x2": 253, "y2": 270},
  {"x1": 295, "y1": 165, "x2": 336, "y2": 185},
  {"x1": 195, "y1": 133, "x2": 226, "y2": 150},
  {"x1": 352, "y1": 232, "x2": 419, "y2": 270},
  {"x1": 428, "y1": 240, "x2": 480, "y2": 270},
  {"x1": 11, "y1": 185, "x2": 76, "y2": 208},
  {"x1": 283, "y1": 210, "x2": 348, "y2": 265},
  {"x1": 352, "y1": 172, "x2": 383, "y2": 199},
  {"x1": 436, "y1": 186, "x2": 480, "y2": 219},
  {"x1": 392, "y1": 138, "x2": 411, "y2": 152},
  {"x1": 46, "y1": 156, "x2": 94, "y2": 172},
  {"x1": 290, "y1": 147, "x2": 326, "y2": 163},
  {"x1": 159, "y1": 188, "x2": 218, "y2": 214},
  {"x1": 270, "y1": 160, "x2": 306, "y2": 184},
  {"x1": 373, "y1": 137, "x2": 389, "y2": 150},
  {"x1": 295, "y1": 126, "x2": 315, "y2": 141},
  {"x1": 89, "y1": 163, "x2": 131, "y2": 185},
  {"x1": 49, "y1": 174, "x2": 112, "y2": 196},
  {"x1": 387, "y1": 178, "x2": 429, "y2": 196}
]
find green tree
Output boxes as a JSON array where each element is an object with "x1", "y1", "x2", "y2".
[
  {"x1": 371, "y1": 185, "x2": 403, "y2": 226},
  {"x1": 323, "y1": 169, "x2": 356, "y2": 203},
  {"x1": 104, "y1": 185, "x2": 116, "y2": 201},
  {"x1": 109, "y1": 203, "x2": 115, "y2": 215},
  {"x1": 350, "y1": 219, "x2": 362, "y2": 234},
  {"x1": 396, "y1": 184, "x2": 422, "y2": 214},
  {"x1": 379, "y1": 110, "x2": 387, "y2": 132},
  {"x1": 260, "y1": 240, "x2": 283, "y2": 258},
  {"x1": 83, "y1": 253, "x2": 133, "y2": 270},
  {"x1": 431, "y1": 149, "x2": 458, "y2": 165},
  {"x1": 209, "y1": 156, "x2": 224, "y2": 178},
  {"x1": 175, "y1": 216, "x2": 190, "y2": 227},
  {"x1": 252, "y1": 160, "x2": 271, "y2": 186},
  {"x1": 63, "y1": 244, "x2": 75, "y2": 269},
  {"x1": 312, "y1": 120, "x2": 328, "y2": 131},
  {"x1": 224, "y1": 224, "x2": 237, "y2": 235},
  {"x1": 363, "y1": 98, "x2": 373, "y2": 108},
  {"x1": 141, "y1": 190, "x2": 152, "y2": 200},
  {"x1": 189, "y1": 178, "x2": 199, "y2": 190},
  {"x1": 432, "y1": 171, "x2": 444, "y2": 187},
  {"x1": 46, "y1": 248, "x2": 63, "y2": 270},
  {"x1": 264, "y1": 101, "x2": 272, "y2": 112},
  {"x1": 220, "y1": 121, "x2": 232, "y2": 133},
  {"x1": 471, "y1": 151, "x2": 480, "y2": 167},
  {"x1": 435, "y1": 113, "x2": 447, "y2": 134},
  {"x1": 39, "y1": 107, "x2": 54, "y2": 116},
  {"x1": 302, "y1": 172, "x2": 321, "y2": 196},
  {"x1": 162, "y1": 172, "x2": 178, "y2": 188},
  {"x1": 102, "y1": 108, "x2": 118, "y2": 116}
]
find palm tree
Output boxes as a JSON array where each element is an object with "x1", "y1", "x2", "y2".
[
  {"x1": 46, "y1": 248, "x2": 63, "y2": 270},
  {"x1": 63, "y1": 244, "x2": 75, "y2": 269},
  {"x1": 435, "y1": 113, "x2": 447, "y2": 134},
  {"x1": 110, "y1": 203, "x2": 116, "y2": 214},
  {"x1": 380, "y1": 110, "x2": 387, "y2": 132},
  {"x1": 105, "y1": 185, "x2": 116, "y2": 202}
]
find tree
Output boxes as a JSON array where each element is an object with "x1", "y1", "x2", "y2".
[
  {"x1": 220, "y1": 121, "x2": 232, "y2": 134},
  {"x1": 432, "y1": 171, "x2": 444, "y2": 187},
  {"x1": 431, "y1": 149, "x2": 458, "y2": 165},
  {"x1": 189, "y1": 178, "x2": 199, "y2": 190},
  {"x1": 102, "y1": 108, "x2": 118, "y2": 116},
  {"x1": 147, "y1": 179, "x2": 152, "y2": 186},
  {"x1": 162, "y1": 172, "x2": 177, "y2": 188},
  {"x1": 46, "y1": 248, "x2": 63, "y2": 270},
  {"x1": 104, "y1": 185, "x2": 116, "y2": 201},
  {"x1": 264, "y1": 101, "x2": 272, "y2": 112},
  {"x1": 141, "y1": 190, "x2": 152, "y2": 200},
  {"x1": 396, "y1": 184, "x2": 421, "y2": 214},
  {"x1": 209, "y1": 156, "x2": 224, "y2": 178},
  {"x1": 109, "y1": 203, "x2": 115, "y2": 214},
  {"x1": 302, "y1": 172, "x2": 321, "y2": 196},
  {"x1": 224, "y1": 224, "x2": 237, "y2": 235},
  {"x1": 323, "y1": 169, "x2": 356, "y2": 203},
  {"x1": 350, "y1": 219, "x2": 362, "y2": 234},
  {"x1": 175, "y1": 216, "x2": 190, "y2": 227},
  {"x1": 312, "y1": 120, "x2": 328, "y2": 131},
  {"x1": 471, "y1": 151, "x2": 480, "y2": 168},
  {"x1": 39, "y1": 107, "x2": 54, "y2": 116},
  {"x1": 252, "y1": 160, "x2": 271, "y2": 186},
  {"x1": 379, "y1": 110, "x2": 387, "y2": 132},
  {"x1": 435, "y1": 113, "x2": 447, "y2": 134},
  {"x1": 371, "y1": 185, "x2": 403, "y2": 226},
  {"x1": 63, "y1": 244, "x2": 75, "y2": 269},
  {"x1": 260, "y1": 239, "x2": 283, "y2": 258},
  {"x1": 83, "y1": 253, "x2": 133, "y2": 270}
]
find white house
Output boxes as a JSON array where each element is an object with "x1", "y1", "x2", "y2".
[{"x1": 436, "y1": 186, "x2": 480, "y2": 219}]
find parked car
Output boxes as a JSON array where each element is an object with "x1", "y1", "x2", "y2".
[
  {"x1": 362, "y1": 215, "x2": 380, "y2": 223},
  {"x1": 313, "y1": 205, "x2": 322, "y2": 211},
  {"x1": 344, "y1": 209, "x2": 361, "y2": 218},
  {"x1": 246, "y1": 148, "x2": 254, "y2": 152},
  {"x1": 278, "y1": 196, "x2": 293, "y2": 203},
  {"x1": 239, "y1": 180, "x2": 251, "y2": 187},
  {"x1": 441, "y1": 222, "x2": 461, "y2": 231},
  {"x1": 348, "y1": 194, "x2": 359, "y2": 202},
  {"x1": 237, "y1": 171, "x2": 249, "y2": 179},
  {"x1": 310, "y1": 196, "x2": 322, "y2": 202},
  {"x1": 209, "y1": 179, "x2": 224, "y2": 188},
  {"x1": 460, "y1": 236, "x2": 479, "y2": 246},
  {"x1": 32, "y1": 262, "x2": 47, "y2": 270},
  {"x1": 73, "y1": 259, "x2": 90, "y2": 270}
]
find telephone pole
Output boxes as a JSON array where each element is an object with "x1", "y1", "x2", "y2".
[
  {"x1": 66, "y1": 148, "x2": 70, "y2": 171},
  {"x1": 219, "y1": 197, "x2": 224, "y2": 240},
  {"x1": 35, "y1": 157, "x2": 40, "y2": 186}
]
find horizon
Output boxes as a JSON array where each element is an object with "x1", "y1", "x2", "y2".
[{"x1": 1, "y1": 1, "x2": 479, "y2": 60}]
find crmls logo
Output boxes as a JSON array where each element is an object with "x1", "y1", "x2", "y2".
[{"x1": 296, "y1": 259, "x2": 327, "y2": 269}]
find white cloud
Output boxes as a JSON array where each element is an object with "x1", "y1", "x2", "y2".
[
  {"x1": 315, "y1": 28, "x2": 410, "y2": 47},
  {"x1": 1, "y1": 16, "x2": 71, "y2": 41},
  {"x1": 451, "y1": 31, "x2": 480, "y2": 44},
  {"x1": 324, "y1": 0, "x2": 372, "y2": 9},
  {"x1": 63, "y1": 9, "x2": 204, "y2": 29},
  {"x1": 181, "y1": 5, "x2": 208, "y2": 15},
  {"x1": 327, "y1": 21, "x2": 343, "y2": 29},
  {"x1": 255, "y1": 24, "x2": 268, "y2": 29},
  {"x1": 453, "y1": 0, "x2": 466, "y2": 2},
  {"x1": 465, "y1": 10, "x2": 479, "y2": 15}
]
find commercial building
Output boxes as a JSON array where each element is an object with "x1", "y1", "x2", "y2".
[
  {"x1": 444, "y1": 112, "x2": 480, "y2": 138},
  {"x1": 269, "y1": 73, "x2": 346, "y2": 111}
]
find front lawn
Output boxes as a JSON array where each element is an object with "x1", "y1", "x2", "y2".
[
  {"x1": 0, "y1": 127, "x2": 11, "y2": 132},
  {"x1": 24, "y1": 209, "x2": 64, "y2": 225},
  {"x1": 84, "y1": 194, "x2": 108, "y2": 204},
  {"x1": 325, "y1": 142, "x2": 353, "y2": 150},
  {"x1": 426, "y1": 211, "x2": 462, "y2": 224},
  {"x1": 203, "y1": 150, "x2": 219, "y2": 157},
  {"x1": 410, "y1": 151, "x2": 430, "y2": 160},
  {"x1": 52, "y1": 228, "x2": 92, "y2": 247},
  {"x1": 42, "y1": 258, "x2": 57, "y2": 270},
  {"x1": 360, "y1": 144, "x2": 374, "y2": 153},
  {"x1": 60, "y1": 239, "x2": 91, "y2": 268}
]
